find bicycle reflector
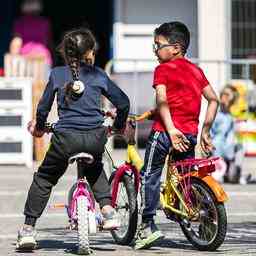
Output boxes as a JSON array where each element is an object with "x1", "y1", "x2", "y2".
[
  {"x1": 175, "y1": 157, "x2": 219, "y2": 176},
  {"x1": 198, "y1": 158, "x2": 218, "y2": 175}
]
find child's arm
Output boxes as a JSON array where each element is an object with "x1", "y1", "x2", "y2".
[
  {"x1": 103, "y1": 78, "x2": 130, "y2": 131},
  {"x1": 36, "y1": 73, "x2": 56, "y2": 130},
  {"x1": 28, "y1": 73, "x2": 56, "y2": 137},
  {"x1": 156, "y1": 85, "x2": 189, "y2": 152},
  {"x1": 201, "y1": 84, "x2": 219, "y2": 153}
]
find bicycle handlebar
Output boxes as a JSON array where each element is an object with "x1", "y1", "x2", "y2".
[
  {"x1": 43, "y1": 109, "x2": 155, "y2": 136},
  {"x1": 44, "y1": 122, "x2": 55, "y2": 133},
  {"x1": 130, "y1": 110, "x2": 155, "y2": 122},
  {"x1": 103, "y1": 109, "x2": 155, "y2": 122}
]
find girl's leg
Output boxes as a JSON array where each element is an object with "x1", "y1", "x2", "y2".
[
  {"x1": 24, "y1": 133, "x2": 69, "y2": 226},
  {"x1": 17, "y1": 133, "x2": 69, "y2": 250},
  {"x1": 84, "y1": 158, "x2": 111, "y2": 208},
  {"x1": 84, "y1": 158, "x2": 120, "y2": 229}
]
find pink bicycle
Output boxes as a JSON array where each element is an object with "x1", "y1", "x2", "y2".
[
  {"x1": 46, "y1": 124, "x2": 103, "y2": 255},
  {"x1": 45, "y1": 111, "x2": 149, "y2": 253}
]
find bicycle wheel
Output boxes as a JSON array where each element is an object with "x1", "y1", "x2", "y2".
[
  {"x1": 179, "y1": 178, "x2": 227, "y2": 251},
  {"x1": 77, "y1": 196, "x2": 90, "y2": 254},
  {"x1": 110, "y1": 174, "x2": 138, "y2": 245}
]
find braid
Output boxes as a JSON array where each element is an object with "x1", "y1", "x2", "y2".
[
  {"x1": 64, "y1": 36, "x2": 82, "y2": 106},
  {"x1": 59, "y1": 28, "x2": 96, "y2": 106},
  {"x1": 65, "y1": 35, "x2": 80, "y2": 81}
]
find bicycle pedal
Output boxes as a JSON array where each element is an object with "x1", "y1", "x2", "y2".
[
  {"x1": 69, "y1": 223, "x2": 78, "y2": 230},
  {"x1": 181, "y1": 219, "x2": 191, "y2": 229}
]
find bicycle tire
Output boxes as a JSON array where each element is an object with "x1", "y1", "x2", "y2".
[
  {"x1": 68, "y1": 183, "x2": 94, "y2": 213},
  {"x1": 110, "y1": 174, "x2": 138, "y2": 245},
  {"x1": 179, "y1": 177, "x2": 227, "y2": 251},
  {"x1": 77, "y1": 196, "x2": 90, "y2": 254}
]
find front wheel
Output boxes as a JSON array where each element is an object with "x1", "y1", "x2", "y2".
[
  {"x1": 179, "y1": 178, "x2": 227, "y2": 251},
  {"x1": 109, "y1": 174, "x2": 138, "y2": 245}
]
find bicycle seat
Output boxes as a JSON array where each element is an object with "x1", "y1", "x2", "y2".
[{"x1": 68, "y1": 152, "x2": 94, "y2": 164}]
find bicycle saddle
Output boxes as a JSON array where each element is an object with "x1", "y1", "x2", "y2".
[{"x1": 68, "y1": 152, "x2": 94, "y2": 164}]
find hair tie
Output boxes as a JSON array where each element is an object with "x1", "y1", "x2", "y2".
[{"x1": 72, "y1": 80, "x2": 85, "y2": 95}]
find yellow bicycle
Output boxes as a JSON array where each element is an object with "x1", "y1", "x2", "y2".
[{"x1": 107, "y1": 110, "x2": 228, "y2": 251}]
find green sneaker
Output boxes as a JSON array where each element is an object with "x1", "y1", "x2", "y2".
[{"x1": 134, "y1": 221, "x2": 164, "y2": 250}]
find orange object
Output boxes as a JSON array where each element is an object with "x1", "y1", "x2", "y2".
[
  {"x1": 135, "y1": 109, "x2": 155, "y2": 121},
  {"x1": 32, "y1": 80, "x2": 46, "y2": 161},
  {"x1": 191, "y1": 172, "x2": 228, "y2": 203}
]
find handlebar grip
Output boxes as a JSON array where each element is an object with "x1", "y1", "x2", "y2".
[{"x1": 135, "y1": 110, "x2": 155, "y2": 121}]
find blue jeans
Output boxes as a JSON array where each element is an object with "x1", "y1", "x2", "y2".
[{"x1": 141, "y1": 130, "x2": 197, "y2": 222}]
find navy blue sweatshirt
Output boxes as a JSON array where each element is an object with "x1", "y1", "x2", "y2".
[{"x1": 36, "y1": 64, "x2": 130, "y2": 131}]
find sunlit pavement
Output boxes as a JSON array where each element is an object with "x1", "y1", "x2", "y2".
[{"x1": 0, "y1": 152, "x2": 256, "y2": 256}]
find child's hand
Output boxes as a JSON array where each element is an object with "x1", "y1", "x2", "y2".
[
  {"x1": 27, "y1": 120, "x2": 45, "y2": 137},
  {"x1": 168, "y1": 128, "x2": 190, "y2": 152},
  {"x1": 200, "y1": 129, "x2": 214, "y2": 155}
]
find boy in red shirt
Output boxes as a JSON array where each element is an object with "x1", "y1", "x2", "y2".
[{"x1": 135, "y1": 21, "x2": 219, "y2": 250}]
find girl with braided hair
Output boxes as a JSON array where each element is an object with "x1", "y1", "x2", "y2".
[{"x1": 16, "y1": 28, "x2": 130, "y2": 251}]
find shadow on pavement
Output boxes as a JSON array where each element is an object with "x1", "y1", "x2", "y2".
[
  {"x1": 29, "y1": 222, "x2": 256, "y2": 254},
  {"x1": 225, "y1": 222, "x2": 256, "y2": 245},
  {"x1": 150, "y1": 221, "x2": 256, "y2": 252}
]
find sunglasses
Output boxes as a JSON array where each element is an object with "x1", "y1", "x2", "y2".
[{"x1": 152, "y1": 43, "x2": 176, "y2": 52}]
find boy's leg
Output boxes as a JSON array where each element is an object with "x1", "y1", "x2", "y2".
[
  {"x1": 141, "y1": 131, "x2": 170, "y2": 221},
  {"x1": 135, "y1": 131, "x2": 170, "y2": 249},
  {"x1": 17, "y1": 133, "x2": 69, "y2": 250}
]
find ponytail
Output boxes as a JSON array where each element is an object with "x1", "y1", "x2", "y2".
[{"x1": 59, "y1": 28, "x2": 96, "y2": 105}]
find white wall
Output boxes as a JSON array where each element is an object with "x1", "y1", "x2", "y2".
[
  {"x1": 113, "y1": 0, "x2": 198, "y2": 71},
  {"x1": 198, "y1": 0, "x2": 231, "y2": 90},
  {"x1": 197, "y1": 0, "x2": 231, "y2": 135}
]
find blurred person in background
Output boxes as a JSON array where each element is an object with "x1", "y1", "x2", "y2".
[
  {"x1": 9, "y1": 0, "x2": 52, "y2": 67},
  {"x1": 211, "y1": 85, "x2": 245, "y2": 184}
]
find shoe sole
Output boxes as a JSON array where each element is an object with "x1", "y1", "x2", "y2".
[
  {"x1": 134, "y1": 231, "x2": 165, "y2": 250},
  {"x1": 102, "y1": 219, "x2": 120, "y2": 230},
  {"x1": 16, "y1": 237, "x2": 37, "y2": 251}
]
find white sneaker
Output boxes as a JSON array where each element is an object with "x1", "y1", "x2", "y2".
[
  {"x1": 16, "y1": 226, "x2": 37, "y2": 251},
  {"x1": 102, "y1": 210, "x2": 120, "y2": 230}
]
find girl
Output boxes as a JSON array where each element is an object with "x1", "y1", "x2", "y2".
[
  {"x1": 211, "y1": 85, "x2": 243, "y2": 183},
  {"x1": 16, "y1": 28, "x2": 130, "y2": 251}
]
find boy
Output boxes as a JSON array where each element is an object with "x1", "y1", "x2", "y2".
[{"x1": 135, "y1": 21, "x2": 219, "y2": 250}]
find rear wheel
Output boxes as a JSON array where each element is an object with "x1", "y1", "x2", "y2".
[
  {"x1": 77, "y1": 196, "x2": 90, "y2": 254},
  {"x1": 109, "y1": 174, "x2": 138, "y2": 245},
  {"x1": 68, "y1": 183, "x2": 94, "y2": 216},
  {"x1": 179, "y1": 178, "x2": 227, "y2": 251}
]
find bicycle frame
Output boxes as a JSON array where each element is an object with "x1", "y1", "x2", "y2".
[
  {"x1": 160, "y1": 157, "x2": 228, "y2": 219},
  {"x1": 109, "y1": 110, "x2": 228, "y2": 219},
  {"x1": 110, "y1": 112, "x2": 152, "y2": 207},
  {"x1": 69, "y1": 179, "x2": 95, "y2": 221},
  {"x1": 111, "y1": 145, "x2": 142, "y2": 207}
]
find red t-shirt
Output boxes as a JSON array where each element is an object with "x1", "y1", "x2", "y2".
[{"x1": 152, "y1": 58, "x2": 209, "y2": 135}]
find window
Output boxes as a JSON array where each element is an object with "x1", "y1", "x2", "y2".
[{"x1": 232, "y1": 0, "x2": 256, "y2": 79}]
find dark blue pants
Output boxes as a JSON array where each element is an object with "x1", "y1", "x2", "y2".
[{"x1": 141, "y1": 130, "x2": 197, "y2": 222}]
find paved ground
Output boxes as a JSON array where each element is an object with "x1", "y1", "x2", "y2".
[{"x1": 0, "y1": 151, "x2": 256, "y2": 256}]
